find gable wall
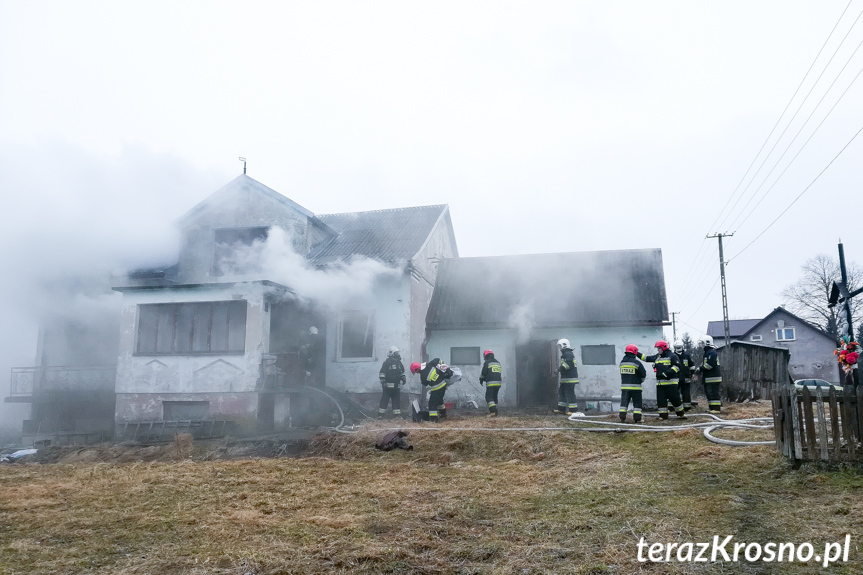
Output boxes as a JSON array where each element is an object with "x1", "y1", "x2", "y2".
[
  {"x1": 743, "y1": 310, "x2": 837, "y2": 383},
  {"x1": 177, "y1": 185, "x2": 317, "y2": 283}
]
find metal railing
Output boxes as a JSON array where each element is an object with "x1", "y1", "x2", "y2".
[{"x1": 10, "y1": 366, "x2": 116, "y2": 396}]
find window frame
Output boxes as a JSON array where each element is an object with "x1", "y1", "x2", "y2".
[
  {"x1": 776, "y1": 327, "x2": 796, "y2": 342},
  {"x1": 135, "y1": 300, "x2": 247, "y2": 356},
  {"x1": 580, "y1": 344, "x2": 617, "y2": 365},
  {"x1": 750, "y1": 334, "x2": 763, "y2": 342},
  {"x1": 450, "y1": 346, "x2": 481, "y2": 365},
  {"x1": 337, "y1": 309, "x2": 376, "y2": 361}
]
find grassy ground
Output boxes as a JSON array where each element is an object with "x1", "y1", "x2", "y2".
[{"x1": 1, "y1": 402, "x2": 862, "y2": 574}]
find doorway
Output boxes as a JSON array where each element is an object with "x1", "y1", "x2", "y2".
[{"x1": 516, "y1": 339, "x2": 558, "y2": 408}]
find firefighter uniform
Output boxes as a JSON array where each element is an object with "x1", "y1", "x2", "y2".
[
  {"x1": 555, "y1": 347, "x2": 579, "y2": 414},
  {"x1": 420, "y1": 358, "x2": 453, "y2": 422},
  {"x1": 619, "y1": 351, "x2": 647, "y2": 422},
  {"x1": 699, "y1": 347, "x2": 722, "y2": 413},
  {"x1": 479, "y1": 352, "x2": 503, "y2": 416},
  {"x1": 677, "y1": 349, "x2": 695, "y2": 410},
  {"x1": 378, "y1": 354, "x2": 406, "y2": 418},
  {"x1": 639, "y1": 349, "x2": 686, "y2": 419}
]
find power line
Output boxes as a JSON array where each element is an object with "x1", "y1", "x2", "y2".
[
  {"x1": 728, "y1": 121, "x2": 863, "y2": 263},
  {"x1": 731, "y1": 57, "x2": 863, "y2": 233},
  {"x1": 711, "y1": 0, "x2": 858, "y2": 234}
]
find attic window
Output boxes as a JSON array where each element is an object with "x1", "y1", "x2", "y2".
[
  {"x1": 776, "y1": 328, "x2": 796, "y2": 342},
  {"x1": 750, "y1": 334, "x2": 763, "y2": 342},
  {"x1": 338, "y1": 310, "x2": 375, "y2": 361},
  {"x1": 212, "y1": 227, "x2": 269, "y2": 276}
]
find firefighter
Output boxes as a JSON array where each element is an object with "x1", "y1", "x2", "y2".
[
  {"x1": 378, "y1": 346, "x2": 406, "y2": 419},
  {"x1": 619, "y1": 344, "x2": 647, "y2": 423},
  {"x1": 410, "y1": 358, "x2": 454, "y2": 423},
  {"x1": 554, "y1": 339, "x2": 579, "y2": 415},
  {"x1": 479, "y1": 349, "x2": 503, "y2": 417},
  {"x1": 694, "y1": 335, "x2": 722, "y2": 414},
  {"x1": 674, "y1": 340, "x2": 696, "y2": 411},
  {"x1": 638, "y1": 339, "x2": 686, "y2": 419}
]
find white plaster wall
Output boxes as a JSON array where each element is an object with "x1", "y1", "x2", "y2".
[
  {"x1": 426, "y1": 329, "x2": 517, "y2": 407},
  {"x1": 428, "y1": 325, "x2": 665, "y2": 404},
  {"x1": 115, "y1": 282, "x2": 273, "y2": 422},
  {"x1": 324, "y1": 275, "x2": 411, "y2": 394}
]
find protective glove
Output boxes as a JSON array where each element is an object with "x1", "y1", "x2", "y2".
[
  {"x1": 400, "y1": 375, "x2": 406, "y2": 385},
  {"x1": 479, "y1": 377, "x2": 485, "y2": 386}
]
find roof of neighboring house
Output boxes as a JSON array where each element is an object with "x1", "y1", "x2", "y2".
[
  {"x1": 740, "y1": 307, "x2": 834, "y2": 342},
  {"x1": 426, "y1": 248, "x2": 669, "y2": 330},
  {"x1": 706, "y1": 319, "x2": 761, "y2": 338},
  {"x1": 312, "y1": 205, "x2": 457, "y2": 265}
]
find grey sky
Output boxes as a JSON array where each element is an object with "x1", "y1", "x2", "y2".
[{"x1": 2, "y1": 0, "x2": 862, "y2": 419}]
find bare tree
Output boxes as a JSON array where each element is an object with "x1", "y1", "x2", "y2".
[{"x1": 781, "y1": 254, "x2": 863, "y2": 340}]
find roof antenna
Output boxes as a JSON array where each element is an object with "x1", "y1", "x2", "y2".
[{"x1": 239, "y1": 157, "x2": 246, "y2": 174}]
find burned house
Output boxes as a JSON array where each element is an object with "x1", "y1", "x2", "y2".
[
  {"x1": 424, "y1": 249, "x2": 670, "y2": 411},
  {"x1": 7, "y1": 174, "x2": 457, "y2": 443}
]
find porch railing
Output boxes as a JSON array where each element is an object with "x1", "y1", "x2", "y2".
[{"x1": 10, "y1": 366, "x2": 116, "y2": 397}]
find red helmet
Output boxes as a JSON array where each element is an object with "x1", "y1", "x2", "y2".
[
  {"x1": 655, "y1": 340, "x2": 669, "y2": 351},
  {"x1": 483, "y1": 349, "x2": 493, "y2": 358},
  {"x1": 625, "y1": 344, "x2": 638, "y2": 354},
  {"x1": 410, "y1": 362, "x2": 421, "y2": 374}
]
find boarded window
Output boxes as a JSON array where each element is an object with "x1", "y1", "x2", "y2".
[
  {"x1": 163, "y1": 401, "x2": 209, "y2": 420},
  {"x1": 450, "y1": 347, "x2": 481, "y2": 365},
  {"x1": 136, "y1": 301, "x2": 247, "y2": 355},
  {"x1": 339, "y1": 310, "x2": 375, "y2": 359},
  {"x1": 213, "y1": 227, "x2": 269, "y2": 276},
  {"x1": 581, "y1": 344, "x2": 616, "y2": 365}
]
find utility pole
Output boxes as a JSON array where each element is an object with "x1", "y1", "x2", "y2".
[
  {"x1": 671, "y1": 311, "x2": 679, "y2": 342},
  {"x1": 707, "y1": 233, "x2": 734, "y2": 346},
  {"x1": 837, "y1": 240, "x2": 854, "y2": 341}
]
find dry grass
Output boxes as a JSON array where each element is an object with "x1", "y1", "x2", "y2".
[{"x1": 1, "y1": 402, "x2": 862, "y2": 574}]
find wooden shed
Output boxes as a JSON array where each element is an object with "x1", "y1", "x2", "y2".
[{"x1": 717, "y1": 341, "x2": 790, "y2": 401}]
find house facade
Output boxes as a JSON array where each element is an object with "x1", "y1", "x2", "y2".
[
  {"x1": 7, "y1": 175, "x2": 457, "y2": 441},
  {"x1": 736, "y1": 307, "x2": 837, "y2": 383},
  {"x1": 424, "y1": 249, "x2": 671, "y2": 411}
]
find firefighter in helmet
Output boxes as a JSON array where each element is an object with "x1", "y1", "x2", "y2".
[
  {"x1": 638, "y1": 339, "x2": 686, "y2": 419},
  {"x1": 554, "y1": 338, "x2": 579, "y2": 415},
  {"x1": 479, "y1": 349, "x2": 503, "y2": 417},
  {"x1": 619, "y1": 344, "x2": 647, "y2": 423},
  {"x1": 378, "y1": 346, "x2": 406, "y2": 419},
  {"x1": 694, "y1": 335, "x2": 722, "y2": 413},
  {"x1": 410, "y1": 358, "x2": 454, "y2": 422},
  {"x1": 673, "y1": 340, "x2": 696, "y2": 410}
]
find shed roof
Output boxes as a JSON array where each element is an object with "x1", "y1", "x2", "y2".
[
  {"x1": 312, "y1": 205, "x2": 455, "y2": 265},
  {"x1": 426, "y1": 249, "x2": 668, "y2": 330},
  {"x1": 706, "y1": 319, "x2": 761, "y2": 338}
]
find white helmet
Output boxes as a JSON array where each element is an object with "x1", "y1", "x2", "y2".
[
  {"x1": 387, "y1": 346, "x2": 399, "y2": 357},
  {"x1": 698, "y1": 335, "x2": 715, "y2": 348},
  {"x1": 557, "y1": 338, "x2": 571, "y2": 350},
  {"x1": 673, "y1": 340, "x2": 684, "y2": 353},
  {"x1": 309, "y1": 326, "x2": 319, "y2": 335}
]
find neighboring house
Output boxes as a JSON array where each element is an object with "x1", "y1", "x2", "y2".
[
  {"x1": 705, "y1": 319, "x2": 761, "y2": 348},
  {"x1": 736, "y1": 307, "x2": 837, "y2": 383},
  {"x1": 424, "y1": 249, "x2": 671, "y2": 411},
  {"x1": 7, "y1": 175, "x2": 457, "y2": 441}
]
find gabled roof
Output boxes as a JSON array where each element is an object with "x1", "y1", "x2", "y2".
[
  {"x1": 706, "y1": 319, "x2": 761, "y2": 338},
  {"x1": 740, "y1": 307, "x2": 834, "y2": 343},
  {"x1": 312, "y1": 205, "x2": 455, "y2": 266},
  {"x1": 177, "y1": 174, "x2": 336, "y2": 236},
  {"x1": 426, "y1": 248, "x2": 668, "y2": 330}
]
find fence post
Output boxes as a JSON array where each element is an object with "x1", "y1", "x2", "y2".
[
  {"x1": 829, "y1": 386, "x2": 841, "y2": 462},
  {"x1": 816, "y1": 386, "x2": 829, "y2": 461}
]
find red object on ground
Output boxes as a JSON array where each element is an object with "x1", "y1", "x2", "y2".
[{"x1": 444, "y1": 402, "x2": 454, "y2": 410}]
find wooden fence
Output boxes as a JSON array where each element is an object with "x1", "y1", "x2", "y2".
[{"x1": 772, "y1": 383, "x2": 863, "y2": 464}]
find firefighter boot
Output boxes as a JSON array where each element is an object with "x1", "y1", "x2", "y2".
[{"x1": 619, "y1": 410, "x2": 628, "y2": 423}]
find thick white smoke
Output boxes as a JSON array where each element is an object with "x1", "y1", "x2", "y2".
[{"x1": 217, "y1": 226, "x2": 401, "y2": 310}]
